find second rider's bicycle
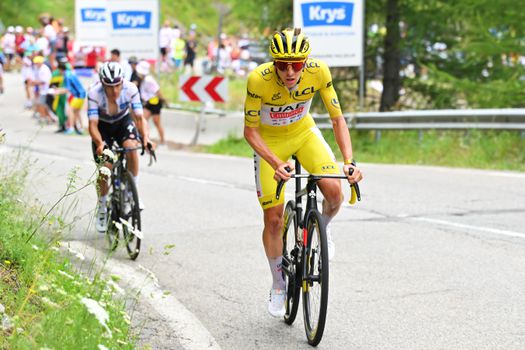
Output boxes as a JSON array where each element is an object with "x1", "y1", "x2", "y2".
[
  {"x1": 276, "y1": 156, "x2": 361, "y2": 346},
  {"x1": 103, "y1": 142, "x2": 156, "y2": 260}
]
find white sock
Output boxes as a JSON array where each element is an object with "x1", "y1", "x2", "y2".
[
  {"x1": 268, "y1": 256, "x2": 286, "y2": 290},
  {"x1": 130, "y1": 174, "x2": 139, "y2": 187},
  {"x1": 99, "y1": 195, "x2": 108, "y2": 210}
]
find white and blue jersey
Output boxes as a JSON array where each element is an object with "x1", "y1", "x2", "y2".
[{"x1": 87, "y1": 80, "x2": 143, "y2": 124}]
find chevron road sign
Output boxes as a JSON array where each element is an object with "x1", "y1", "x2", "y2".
[{"x1": 179, "y1": 75, "x2": 228, "y2": 103}]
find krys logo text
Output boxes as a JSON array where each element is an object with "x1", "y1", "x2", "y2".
[
  {"x1": 111, "y1": 11, "x2": 152, "y2": 29},
  {"x1": 81, "y1": 8, "x2": 106, "y2": 22},
  {"x1": 301, "y1": 2, "x2": 354, "y2": 27}
]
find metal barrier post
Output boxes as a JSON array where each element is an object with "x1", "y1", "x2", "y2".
[{"x1": 191, "y1": 104, "x2": 206, "y2": 146}]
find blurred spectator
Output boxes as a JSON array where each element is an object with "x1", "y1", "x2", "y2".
[
  {"x1": 171, "y1": 36, "x2": 186, "y2": 70},
  {"x1": 110, "y1": 48, "x2": 132, "y2": 80},
  {"x1": 14, "y1": 26, "x2": 26, "y2": 66},
  {"x1": 0, "y1": 51, "x2": 4, "y2": 94},
  {"x1": 136, "y1": 60, "x2": 166, "y2": 145},
  {"x1": 1, "y1": 26, "x2": 16, "y2": 71},
  {"x1": 184, "y1": 32, "x2": 197, "y2": 74},
  {"x1": 55, "y1": 58, "x2": 86, "y2": 134},
  {"x1": 217, "y1": 44, "x2": 231, "y2": 74},
  {"x1": 35, "y1": 32, "x2": 50, "y2": 57},
  {"x1": 55, "y1": 26, "x2": 69, "y2": 61},
  {"x1": 159, "y1": 20, "x2": 173, "y2": 71},
  {"x1": 28, "y1": 55, "x2": 55, "y2": 124},
  {"x1": 128, "y1": 56, "x2": 140, "y2": 86}
]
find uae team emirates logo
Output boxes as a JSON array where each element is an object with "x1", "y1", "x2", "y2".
[{"x1": 269, "y1": 103, "x2": 307, "y2": 119}]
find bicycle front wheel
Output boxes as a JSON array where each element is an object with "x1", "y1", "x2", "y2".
[
  {"x1": 282, "y1": 200, "x2": 301, "y2": 325},
  {"x1": 302, "y1": 210, "x2": 329, "y2": 346},
  {"x1": 105, "y1": 180, "x2": 119, "y2": 251},
  {"x1": 120, "y1": 171, "x2": 142, "y2": 260}
]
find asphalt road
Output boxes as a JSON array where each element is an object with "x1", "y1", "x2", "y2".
[{"x1": 1, "y1": 72, "x2": 525, "y2": 350}]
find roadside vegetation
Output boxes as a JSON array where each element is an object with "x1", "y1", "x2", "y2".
[
  {"x1": 205, "y1": 130, "x2": 525, "y2": 172},
  {"x1": 0, "y1": 148, "x2": 137, "y2": 349}
]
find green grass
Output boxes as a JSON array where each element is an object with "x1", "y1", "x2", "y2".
[
  {"x1": 0, "y1": 152, "x2": 136, "y2": 349},
  {"x1": 205, "y1": 129, "x2": 525, "y2": 172}
]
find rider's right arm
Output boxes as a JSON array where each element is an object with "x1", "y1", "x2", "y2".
[
  {"x1": 87, "y1": 88, "x2": 104, "y2": 150},
  {"x1": 88, "y1": 119, "x2": 104, "y2": 151},
  {"x1": 87, "y1": 87, "x2": 100, "y2": 121}
]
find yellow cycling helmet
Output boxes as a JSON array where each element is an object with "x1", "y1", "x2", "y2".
[{"x1": 269, "y1": 28, "x2": 311, "y2": 61}]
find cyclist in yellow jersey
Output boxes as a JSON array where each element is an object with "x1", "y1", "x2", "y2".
[{"x1": 244, "y1": 28, "x2": 363, "y2": 317}]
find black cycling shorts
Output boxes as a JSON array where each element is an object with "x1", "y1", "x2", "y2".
[
  {"x1": 91, "y1": 114, "x2": 140, "y2": 162},
  {"x1": 144, "y1": 101, "x2": 162, "y2": 115}
]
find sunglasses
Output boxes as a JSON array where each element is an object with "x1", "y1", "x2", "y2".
[
  {"x1": 274, "y1": 61, "x2": 305, "y2": 72},
  {"x1": 101, "y1": 77, "x2": 123, "y2": 86}
]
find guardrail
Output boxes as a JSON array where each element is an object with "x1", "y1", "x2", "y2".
[
  {"x1": 164, "y1": 105, "x2": 525, "y2": 144},
  {"x1": 313, "y1": 109, "x2": 525, "y2": 131}
]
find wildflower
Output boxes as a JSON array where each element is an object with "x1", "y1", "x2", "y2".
[
  {"x1": 98, "y1": 345, "x2": 109, "y2": 350},
  {"x1": 106, "y1": 280, "x2": 124, "y2": 295},
  {"x1": 3, "y1": 260, "x2": 11, "y2": 266},
  {"x1": 110, "y1": 275, "x2": 121, "y2": 282},
  {"x1": 75, "y1": 252, "x2": 86, "y2": 261},
  {"x1": 31, "y1": 244, "x2": 40, "y2": 251},
  {"x1": 57, "y1": 270, "x2": 74, "y2": 280},
  {"x1": 56, "y1": 288, "x2": 68, "y2": 296},
  {"x1": 67, "y1": 247, "x2": 86, "y2": 261},
  {"x1": 99, "y1": 166, "x2": 111, "y2": 178},
  {"x1": 2, "y1": 314, "x2": 13, "y2": 331},
  {"x1": 102, "y1": 148, "x2": 117, "y2": 162},
  {"x1": 80, "y1": 298, "x2": 112, "y2": 338},
  {"x1": 41, "y1": 297, "x2": 59, "y2": 308}
]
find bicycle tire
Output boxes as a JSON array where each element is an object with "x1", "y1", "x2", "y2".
[
  {"x1": 105, "y1": 178, "x2": 119, "y2": 251},
  {"x1": 302, "y1": 210, "x2": 329, "y2": 346},
  {"x1": 121, "y1": 170, "x2": 141, "y2": 260},
  {"x1": 282, "y1": 200, "x2": 301, "y2": 325}
]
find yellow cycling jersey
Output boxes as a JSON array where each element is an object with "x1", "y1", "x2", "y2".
[{"x1": 244, "y1": 58, "x2": 343, "y2": 134}]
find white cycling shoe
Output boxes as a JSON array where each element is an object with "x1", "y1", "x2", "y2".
[
  {"x1": 268, "y1": 288, "x2": 286, "y2": 318},
  {"x1": 96, "y1": 206, "x2": 108, "y2": 232},
  {"x1": 326, "y1": 223, "x2": 335, "y2": 261}
]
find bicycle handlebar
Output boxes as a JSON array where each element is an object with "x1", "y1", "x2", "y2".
[
  {"x1": 102, "y1": 144, "x2": 157, "y2": 166},
  {"x1": 275, "y1": 167, "x2": 361, "y2": 204}
]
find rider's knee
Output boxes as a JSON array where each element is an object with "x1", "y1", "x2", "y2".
[{"x1": 264, "y1": 209, "x2": 284, "y2": 235}]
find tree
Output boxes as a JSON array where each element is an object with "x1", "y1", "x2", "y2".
[{"x1": 380, "y1": 0, "x2": 401, "y2": 111}]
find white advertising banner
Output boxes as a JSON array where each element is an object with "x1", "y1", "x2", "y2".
[
  {"x1": 106, "y1": 0, "x2": 159, "y2": 60},
  {"x1": 294, "y1": 0, "x2": 363, "y2": 67},
  {"x1": 75, "y1": 0, "x2": 108, "y2": 45}
]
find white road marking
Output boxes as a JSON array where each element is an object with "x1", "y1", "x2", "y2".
[
  {"x1": 413, "y1": 217, "x2": 525, "y2": 239},
  {"x1": 67, "y1": 241, "x2": 222, "y2": 350}
]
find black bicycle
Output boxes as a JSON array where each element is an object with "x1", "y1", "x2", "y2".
[
  {"x1": 103, "y1": 142, "x2": 156, "y2": 260},
  {"x1": 276, "y1": 156, "x2": 361, "y2": 346}
]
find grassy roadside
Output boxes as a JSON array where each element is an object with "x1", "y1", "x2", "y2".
[
  {"x1": 0, "y1": 151, "x2": 136, "y2": 349},
  {"x1": 205, "y1": 129, "x2": 525, "y2": 172}
]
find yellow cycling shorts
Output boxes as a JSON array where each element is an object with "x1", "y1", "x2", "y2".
[
  {"x1": 70, "y1": 97, "x2": 84, "y2": 110},
  {"x1": 254, "y1": 126, "x2": 340, "y2": 210}
]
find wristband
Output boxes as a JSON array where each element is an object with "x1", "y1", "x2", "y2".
[{"x1": 344, "y1": 159, "x2": 356, "y2": 166}]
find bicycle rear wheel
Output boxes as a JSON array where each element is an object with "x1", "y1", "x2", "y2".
[
  {"x1": 302, "y1": 210, "x2": 329, "y2": 346},
  {"x1": 120, "y1": 171, "x2": 142, "y2": 260},
  {"x1": 282, "y1": 200, "x2": 301, "y2": 325}
]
